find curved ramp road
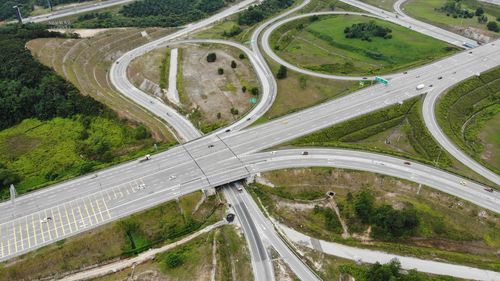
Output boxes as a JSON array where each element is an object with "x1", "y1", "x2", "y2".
[
  {"x1": 340, "y1": 0, "x2": 476, "y2": 47},
  {"x1": 110, "y1": 0, "x2": 258, "y2": 142},
  {"x1": 21, "y1": 0, "x2": 136, "y2": 23},
  {"x1": 261, "y1": 11, "x2": 398, "y2": 81},
  {"x1": 280, "y1": 224, "x2": 500, "y2": 280},
  {"x1": 422, "y1": 82, "x2": 500, "y2": 185},
  {"x1": 241, "y1": 149, "x2": 500, "y2": 212}
]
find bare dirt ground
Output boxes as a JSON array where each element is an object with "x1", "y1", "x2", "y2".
[
  {"x1": 128, "y1": 47, "x2": 168, "y2": 98},
  {"x1": 27, "y1": 28, "x2": 175, "y2": 142},
  {"x1": 49, "y1": 28, "x2": 114, "y2": 38},
  {"x1": 181, "y1": 44, "x2": 259, "y2": 128}
]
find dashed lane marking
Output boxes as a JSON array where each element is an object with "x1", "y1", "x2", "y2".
[
  {"x1": 39, "y1": 213, "x2": 45, "y2": 243},
  {"x1": 83, "y1": 198, "x2": 93, "y2": 226},
  {"x1": 94, "y1": 196, "x2": 105, "y2": 222},
  {"x1": 18, "y1": 222, "x2": 24, "y2": 251},
  {"x1": 44, "y1": 209, "x2": 52, "y2": 241},
  {"x1": 12, "y1": 225, "x2": 17, "y2": 254},
  {"x1": 89, "y1": 200, "x2": 99, "y2": 225},
  {"x1": 57, "y1": 206, "x2": 66, "y2": 236},
  {"x1": 51, "y1": 208, "x2": 59, "y2": 239},
  {"x1": 25, "y1": 217, "x2": 31, "y2": 249},
  {"x1": 31, "y1": 215, "x2": 38, "y2": 246},
  {"x1": 102, "y1": 197, "x2": 111, "y2": 220},
  {"x1": 70, "y1": 202, "x2": 78, "y2": 231}
]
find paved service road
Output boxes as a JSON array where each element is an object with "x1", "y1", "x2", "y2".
[{"x1": 281, "y1": 224, "x2": 500, "y2": 281}]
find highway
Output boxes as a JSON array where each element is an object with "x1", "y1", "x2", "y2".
[
  {"x1": 224, "y1": 185, "x2": 276, "y2": 281},
  {"x1": 109, "y1": 0, "x2": 258, "y2": 142},
  {"x1": 21, "y1": 0, "x2": 136, "y2": 24},
  {"x1": 225, "y1": 185, "x2": 321, "y2": 281},
  {"x1": 0, "y1": 0, "x2": 499, "y2": 278}
]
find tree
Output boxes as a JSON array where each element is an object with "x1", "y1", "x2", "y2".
[
  {"x1": 230, "y1": 107, "x2": 239, "y2": 115},
  {"x1": 0, "y1": 164, "x2": 20, "y2": 188},
  {"x1": 239, "y1": 53, "x2": 245, "y2": 59},
  {"x1": 218, "y1": 68, "x2": 224, "y2": 75},
  {"x1": 164, "y1": 252, "x2": 184, "y2": 268},
  {"x1": 487, "y1": 21, "x2": 499, "y2": 32},
  {"x1": 250, "y1": 87, "x2": 259, "y2": 95},
  {"x1": 354, "y1": 189, "x2": 374, "y2": 223},
  {"x1": 241, "y1": 86, "x2": 247, "y2": 93},
  {"x1": 478, "y1": 14, "x2": 488, "y2": 24},
  {"x1": 207, "y1": 52, "x2": 217, "y2": 62},
  {"x1": 367, "y1": 259, "x2": 402, "y2": 281},
  {"x1": 276, "y1": 65, "x2": 288, "y2": 79},
  {"x1": 134, "y1": 124, "x2": 150, "y2": 140},
  {"x1": 231, "y1": 60, "x2": 237, "y2": 68},
  {"x1": 475, "y1": 7, "x2": 484, "y2": 16}
]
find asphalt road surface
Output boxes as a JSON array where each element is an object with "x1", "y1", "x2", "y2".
[{"x1": 21, "y1": 0, "x2": 136, "y2": 23}]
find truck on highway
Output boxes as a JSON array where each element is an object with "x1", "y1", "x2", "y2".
[
  {"x1": 416, "y1": 84, "x2": 425, "y2": 90},
  {"x1": 139, "y1": 154, "x2": 152, "y2": 163}
]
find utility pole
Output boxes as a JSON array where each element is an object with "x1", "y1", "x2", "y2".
[
  {"x1": 13, "y1": 5, "x2": 23, "y2": 24},
  {"x1": 10, "y1": 184, "x2": 17, "y2": 204},
  {"x1": 46, "y1": 0, "x2": 53, "y2": 11}
]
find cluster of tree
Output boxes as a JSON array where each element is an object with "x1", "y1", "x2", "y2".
[
  {"x1": 349, "y1": 190, "x2": 420, "y2": 240},
  {"x1": 222, "y1": 24, "x2": 243, "y2": 37},
  {"x1": 0, "y1": 163, "x2": 20, "y2": 188},
  {"x1": 0, "y1": 0, "x2": 93, "y2": 21},
  {"x1": 73, "y1": 0, "x2": 232, "y2": 28},
  {"x1": 237, "y1": 0, "x2": 294, "y2": 26},
  {"x1": 344, "y1": 21, "x2": 392, "y2": 41},
  {"x1": 365, "y1": 259, "x2": 428, "y2": 281},
  {"x1": 437, "y1": 0, "x2": 500, "y2": 29},
  {"x1": 313, "y1": 205, "x2": 343, "y2": 234},
  {"x1": 0, "y1": 24, "x2": 105, "y2": 131}
]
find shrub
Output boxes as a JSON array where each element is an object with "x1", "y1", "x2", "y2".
[
  {"x1": 276, "y1": 65, "x2": 288, "y2": 79},
  {"x1": 250, "y1": 87, "x2": 259, "y2": 95},
  {"x1": 164, "y1": 252, "x2": 184, "y2": 268},
  {"x1": 218, "y1": 68, "x2": 224, "y2": 75},
  {"x1": 487, "y1": 21, "x2": 499, "y2": 32},
  {"x1": 207, "y1": 52, "x2": 217, "y2": 62},
  {"x1": 231, "y1": 60, "x2": 237, "y2": 68},
  {"x1": 239, "y1": 53, "x2": 245, "y2": 59}
]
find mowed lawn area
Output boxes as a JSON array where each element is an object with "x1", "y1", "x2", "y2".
[
  {"x1": 404, "y1": 0, "x2": 500, "y2": 38},
  {"x1": 271, "y1": 15, "x2": 459, "y2": 76}
]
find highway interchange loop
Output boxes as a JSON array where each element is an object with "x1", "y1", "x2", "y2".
[{"x1": 1, "y1": 0, "x2": 500, "y2": 279}]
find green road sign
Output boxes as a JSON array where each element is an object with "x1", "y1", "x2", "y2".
[
  {"x1": 375, "y1": 76, "x2": 388, "y2": 85},
  {"x1": 249, "y1": 98, "x2": 257, "y2": 104}
]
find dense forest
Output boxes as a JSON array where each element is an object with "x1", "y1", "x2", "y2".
[
  {"x1": 72, "y1": 0, "x2": 233, "y2": 28},
  {"x1": 237, "y1": 0, "x2": 294, "y2": 25},
  {"x1": 0, "y1": 0, "x2": 93, "y2": 21},
  {"x1": 0, "y1": 24, "x2": 104, "y2": 130}
]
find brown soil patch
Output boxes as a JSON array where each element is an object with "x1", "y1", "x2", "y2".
[{"x1": 181, "y1": 44, "x2": 258, "y2": 125}]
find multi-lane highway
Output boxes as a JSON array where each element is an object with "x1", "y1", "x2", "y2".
[
  {"x1": 1, "y1": 0, "x2": 499, "y2": 279},
  {"x1": 21, "y1": 0, "x2": 136, "y2": 24}
]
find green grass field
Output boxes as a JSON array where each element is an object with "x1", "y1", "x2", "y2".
[
  {"x1": 249, "y1": 167, "x2": 500, "y2": 271},
  {"x1": 0, "y1": 117, "x2": 174, "y2": 198},
  {"x1": 437, "y1": 67, "x2": 500, "y2": 174},
  {"x1": 404, "y1": 0, "x2": 500, "y2": 38},
  {"x1": 271, "y1": 15, "x2": 459, "y2": 76},
  {"x1": 360, "y1": 0, "x2": 397, "y2": 11}
]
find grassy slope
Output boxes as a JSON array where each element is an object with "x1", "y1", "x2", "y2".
[
  {"x1": 437, "y1": 67, "x2": 500, "y2": 174},
  {"x1": 249, "y1": 167, "x2": 500, "y2": 271},
  {"x1": 0, "y1": 192, "x2": 223, "y2": 280},
  {"x1": 359, "y1": 0, "x2": 397, "y2": 11},
  {"x1": 404, "y1": 0, "x2": 500, "y2": 38},
  {"x1": 271, "y1": 15, "x2": 459, "y2": 76},
  {"x1": 0, "y1": 117, "x2": 169, "y2": 198}
]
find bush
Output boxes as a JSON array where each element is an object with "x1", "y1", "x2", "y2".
[
  {"x1": 250, "y1": 87, "x2": 259, "y2": 95},
  {"x1": 207, "y1": 52, "x2": 217, "y2": 62},
  {"x1": 239, "y1": 53, "x2": 245, "y2": 59},
  {"x1": 354, "y1": 190, "x2": 374, "y2": 224},
  {"x1": 487, "y1": 21, "x2": 499, "y2": 32},
  {"x1": 134, "y1": 124, "x2": 150, "y2": 140},
  {"x1": 223, "y1": 25, "x2": 243, "y2": 37},
  {"x1": 276, "y1": 65, "x2": 288, "y2": 79},
  {"x1": 217, "y1": 68, "x2": 224, "y2": 75},
  {"x1": 372, "y1": 205, "x2": 419, "y2": 239},
  {"x1": 164, "y1": 252, "x2": 184, "y2": 268},
  {"x1": 230, "y1": 108, "x2": 239, "y2": 115},
  {"x1": 0, "y1": 164, "x2": 20, "y2": 189},
  {"x1": 241, "y1": 86, "x2": 247, "y2": 93},
  {"x1": 231, "y1": 60, "x2": 237, "y2": 68}
]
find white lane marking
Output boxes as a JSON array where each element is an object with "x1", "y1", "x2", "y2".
[
  {"x1": 31, "y1": 215, "x2": 38, "y2": 246},
  {"x1": 12, "y1": 224, "x2": 18, "y2": 253},
  {"x1": 25, "y1": 217, "x2": 31, "y2": 249},
  {"x1": 44, "y1": 209, "x2": 52, "y2": 241},
  {"x1": 51, "y1": 208, "x2": 59, "y2": 239},
  {"x1": 83, "y1": 198, "x2": 93, "y2": 226},
  {"x1": 57, "y1": 206, "x2": 66, "y2": 236}
]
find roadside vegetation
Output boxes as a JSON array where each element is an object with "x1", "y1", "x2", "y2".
[
  {"x1": 0, "y1": 24, "x2": 172, "y2": 198},
  {"x1": 0, "y1": 191, "x2": 225, "y2": 280},
  {"x1": 249, "y1": 167, "x2": 500, "y2": 271},
  {"x1": 69, "y1": 0, "x2": 234, "y2": 28},
  {"x1": 284, "y1": 95, "x2": 496, "y2": 185},
  {"x1": 359, "y1": 0, "x2": 397, "y2": 11},
  {"x1": 301, "y1": 248, "x2": 459, "y2": 281},
  {"x1": 437, "y1": 67, "x2": 500, "y2": 174},
  {"x1": 404, "y1": 0, "x2": 500, "y2": 40},
  {"x1": 270, "y1": 14, "x2": 459, "y2": 76},
  {"x1": 128, "y1": 47, "x2": 170, "y2": 98},
  {"x1": 27, "y1": 27, "x2": 175, "y2": 141}
]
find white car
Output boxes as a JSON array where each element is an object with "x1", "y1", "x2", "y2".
[
  {"x1": 40, "y1": 217, "x2": 52, "y2": 223},
  {"x1": 169, "y1": 175, "x2": 176, "y2": 180},
  {"x1": 138, "y1": 183, "x2": 146, "y2": 189}
]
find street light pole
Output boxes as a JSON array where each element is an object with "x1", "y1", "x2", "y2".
[{"x1": 12, "y1": 5, "x2": 23, "y2": 24}]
